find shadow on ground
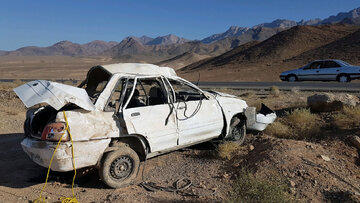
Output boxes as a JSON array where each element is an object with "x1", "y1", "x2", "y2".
[
  {"x1": 0, "y1": 133, "x2": 106, "y2": 189},
  {"x1": 0, "y1": 133, "x2": 45, "y2": 188}
]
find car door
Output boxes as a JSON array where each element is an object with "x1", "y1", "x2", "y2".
[
  {"x1": 166, "y1": 78, "x2": 223, "y2": 146},
  {"x1": 120, "y1": 77, "x2": 178, "y2": 152},
  {"x1": 298, "y1": 62, "x2": 321, "y2": 81},
  {"x1": 318, "y1": 60, "x2": 342, "y2": 81}
]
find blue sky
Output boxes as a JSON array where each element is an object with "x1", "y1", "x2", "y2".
[{"x1": 0, "y1": 0, "x2": 359, "y2": 50}]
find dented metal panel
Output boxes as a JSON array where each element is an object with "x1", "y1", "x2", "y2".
[
  {"x1": 177, "y1": 99, "x2": 223, "y2": 145},
  {"x1": 21, "y1": 137, "x2": 111, "y2": 171},
  {"x1": 14, "y1": 80, "x2": 95, "y2": 111},
  {"x1": 55, "y1": 110, "x2": 120, "y2": 141},
  {"x1": 247, "y1": 112, "x2": 277, "y2": 131},
  {"x1": 101, "y1": 63, "x2": 177, "y2": 77}
]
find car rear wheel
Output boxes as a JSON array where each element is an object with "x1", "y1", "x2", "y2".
[
  {"x1": 287, "y1": 75, "x2": 297, "y2": 82},
  {"x1": 99, "y1": 145, "x2": 140, "y2": 188},
  {"x1": 337, "y1": 74, "x2": 350, "y2": 83},
  {"x1": 227, "y1": 117, "x2": 246, "y2": 144}
]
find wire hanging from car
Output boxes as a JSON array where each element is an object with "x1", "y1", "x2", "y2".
[{"x1": 33, "y1": 111, "x2": 78, "y2": 203}]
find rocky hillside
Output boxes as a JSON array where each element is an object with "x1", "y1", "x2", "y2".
[
  {"x1": 156, "y1": 52, "x2": 210, "y2": 70},
  {"x1": 201, "y1": 26, "x2": 249, "y2": 44},
  {"x1": 290, "y1": 28, "x2": 360, "y2": 65},
  {"x1": 146, "y1": 34, "x2": 189, "y2": 45},
  {"x1": 182, "y1": 24, "x2": 360, "y2": 71},
  {"x1": 200, "y1": 7, "x2": 360, "y2": 44}
]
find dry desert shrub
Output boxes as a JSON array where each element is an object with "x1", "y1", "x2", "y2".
[
  {"x1": 264, "y1": 121, "x2": 292, "y2": 138},
  {"x1": 217, "y1": 141, "x2": 242, "y2": 160},
  {"x1": 226, "y1": 168, "x2": 294, "y2": 203},
  {"x1": 265, "y1": 108, "x2": 321, "y2": 139},
  {"x1": 332, "y1": 106, "x2": 360, "y2": 129},
  {"x1": 270, "y1": 85, "x2": 280, "y2": 97},
  {"x1": 290, "y1": 87, "x2": 300, "y2": 94},
  {"x1": 285, "y1": 108, "x2": 321, "y2": 139}
]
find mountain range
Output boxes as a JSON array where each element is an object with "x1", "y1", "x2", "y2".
[
  {"x1": 179, "y1": 23, "x2": 360, "y2": 81},
  {"x1": 1, "y1": 7, "x2": 360, "y2": 68},
  {"x1": 6, "y1": 40, "x2": 118, "y2": 56}
]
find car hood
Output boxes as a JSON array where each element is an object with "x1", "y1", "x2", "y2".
[
  {"x1": 14, "y1": 80, "x2": 95, "y2": 111},
  {"x1": 280, "y1": 68, "x2": 302, "y2": 75},
  {"x1": 206, "y1": 90, "x2": 237, "y2": 98}
]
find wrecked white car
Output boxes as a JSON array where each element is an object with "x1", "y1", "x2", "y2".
[{"x1": 14, "y1": 63, "x2": 276, "y2": 188}]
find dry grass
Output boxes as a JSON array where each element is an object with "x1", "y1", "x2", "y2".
[
  {"x1": 0, "y1": 80, "x2": 24, "y2": 90},
  {"x1": 218, "y1": 141, "x2": 242, "y2": 160},
  {"x1": 332, "y1": 106, "x2": 360, "y2": 129},
  {"x1": 285, "y1": 108, "x2": 321, "y2": 139},
  {"x1": 270, "y1": 86, "x2": 280, "y2": 97},
  {"x1": 291, "y1": 87, "x2": 300, "y2": 94},
  {"x1": 265, "y1": 108, "x2": 321, "y2": 139},
  {"x1": 264, "y1": 121, "x2": 292, "y2": 138},
  {"x1": 226, "y1": 169, "x2": 294, "y2": 203}
]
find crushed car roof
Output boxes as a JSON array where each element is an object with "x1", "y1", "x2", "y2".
[{"x1": 100, "y1": 63, "x2": 177, "y2": 77}]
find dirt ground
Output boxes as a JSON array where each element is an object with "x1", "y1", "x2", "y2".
[{"x1": 0, "y1": 83, "x2": 359, "y2": 202}]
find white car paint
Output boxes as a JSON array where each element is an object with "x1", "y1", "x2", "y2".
[
  {"x1": 15, "y1": 63, "x2": 276, "y2": 172},
  {"x1": 14, "y1": 80, "x2": 95, "y2": 111}
]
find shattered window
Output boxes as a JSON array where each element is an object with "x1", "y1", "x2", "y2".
[
  {"x1": 168, "y1": 79, "x2": 206, "y2": 102},
  {"x1": 125, "y1": 78, "x2": 168, "y2": 109},
  {"x1": 105, "y1": 79, "x2": 126, "y2": 112}
]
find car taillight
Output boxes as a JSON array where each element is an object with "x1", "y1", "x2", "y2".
[{"x1": 41, "y1": 122, "x2": 69, "y2": 141}]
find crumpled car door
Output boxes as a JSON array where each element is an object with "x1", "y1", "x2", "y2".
[{"x1": 120, "y1": 77, "x2": 178, "y2": 152}]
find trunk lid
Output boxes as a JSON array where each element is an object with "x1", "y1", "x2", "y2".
[{"x1": 14, "y1": 80, "x2": 95, "y2": 111}]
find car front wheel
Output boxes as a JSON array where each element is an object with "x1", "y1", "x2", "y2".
[
  {"x1": 99, "y1": 145, "x2": 140, "y2": 188},
  {"x1": 337, "y1": 74, "x2": 350, "y2": 83},
  {"x1": 227, "y1": 117, "x2": 246, "y2": 144}
]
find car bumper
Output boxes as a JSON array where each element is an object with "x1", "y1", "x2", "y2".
[
  {"x1": 246, "y1": 104, "x2": 277, "y2": 131},
  {"x1": 280, "y1": 75, "x2": 286, "y2": 81},
  {"x1": 21, "y1": 137, "x2": 110, "y2": 172}
]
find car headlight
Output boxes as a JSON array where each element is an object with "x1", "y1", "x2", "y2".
[{"x1": 41, "y1": 122, "x2": 69, "y2": 141}]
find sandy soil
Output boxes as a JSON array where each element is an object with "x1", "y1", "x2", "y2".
[{"x1": 0, "y1": 84, "x2": 359, "y2": 202}]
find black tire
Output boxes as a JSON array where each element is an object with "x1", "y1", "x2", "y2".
[
  {"x1": 99, "y1": 145, "x2": 140, "y2": 188},
  {"x1": 227, "y1": 117, "x2": 246, "y2": 144},
  {"x1": 286, "y1": 75, "x2": 297, "y2": 82},
  {"x1": 337, "y1": 74, "x2": 350, "y2": 83}
]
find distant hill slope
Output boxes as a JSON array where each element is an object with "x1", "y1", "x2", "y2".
[
  {"x1": 0, "y1": 51, "x2": 8, "y2": 56},
  {"x1": 156, "y1": 52, "x2": 210, "y2": 70},
  {"x1": 289, "y1": 28, "x2": 360, "y2": 65},
  {"x1": 183, "y1": 40, "x2": 260, "y2": 71},
  {"x1": 7, "y1": 40, "x2": 118, "y2": 56},
  {"x1": 200, "y1": 7, "x2": 360, "y2": 44},
  {"x1": 182, "y1": 24, "x2": 359, "y2": 71},
  {"x1": 201, "y1": 26, "x2": 249, "y2": 44},
  {"x1": 146, "y1": 34, "x2": 189, "y2": 45},
  {"x1": 106, "y1": 37, "x2": 244, "y2": 63},
  {"x1": 322, "y1": 7, "x2": 360, "y2": 24}
]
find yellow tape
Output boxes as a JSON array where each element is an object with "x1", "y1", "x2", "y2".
[{"x1": 33, "y1": 111, "x2": 78, "y2": 203}]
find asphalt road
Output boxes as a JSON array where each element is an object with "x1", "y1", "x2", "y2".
[
  {"x1": 197, "y1": 81, "x2": 360, "y2": 92},
  {"x1": 1, "y1": 79, "x2": 360, "y2": 92}
]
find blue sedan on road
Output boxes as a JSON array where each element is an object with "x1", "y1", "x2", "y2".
[{"x1": 280, "y1": 60, "x2": 360, "y2": 82}]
